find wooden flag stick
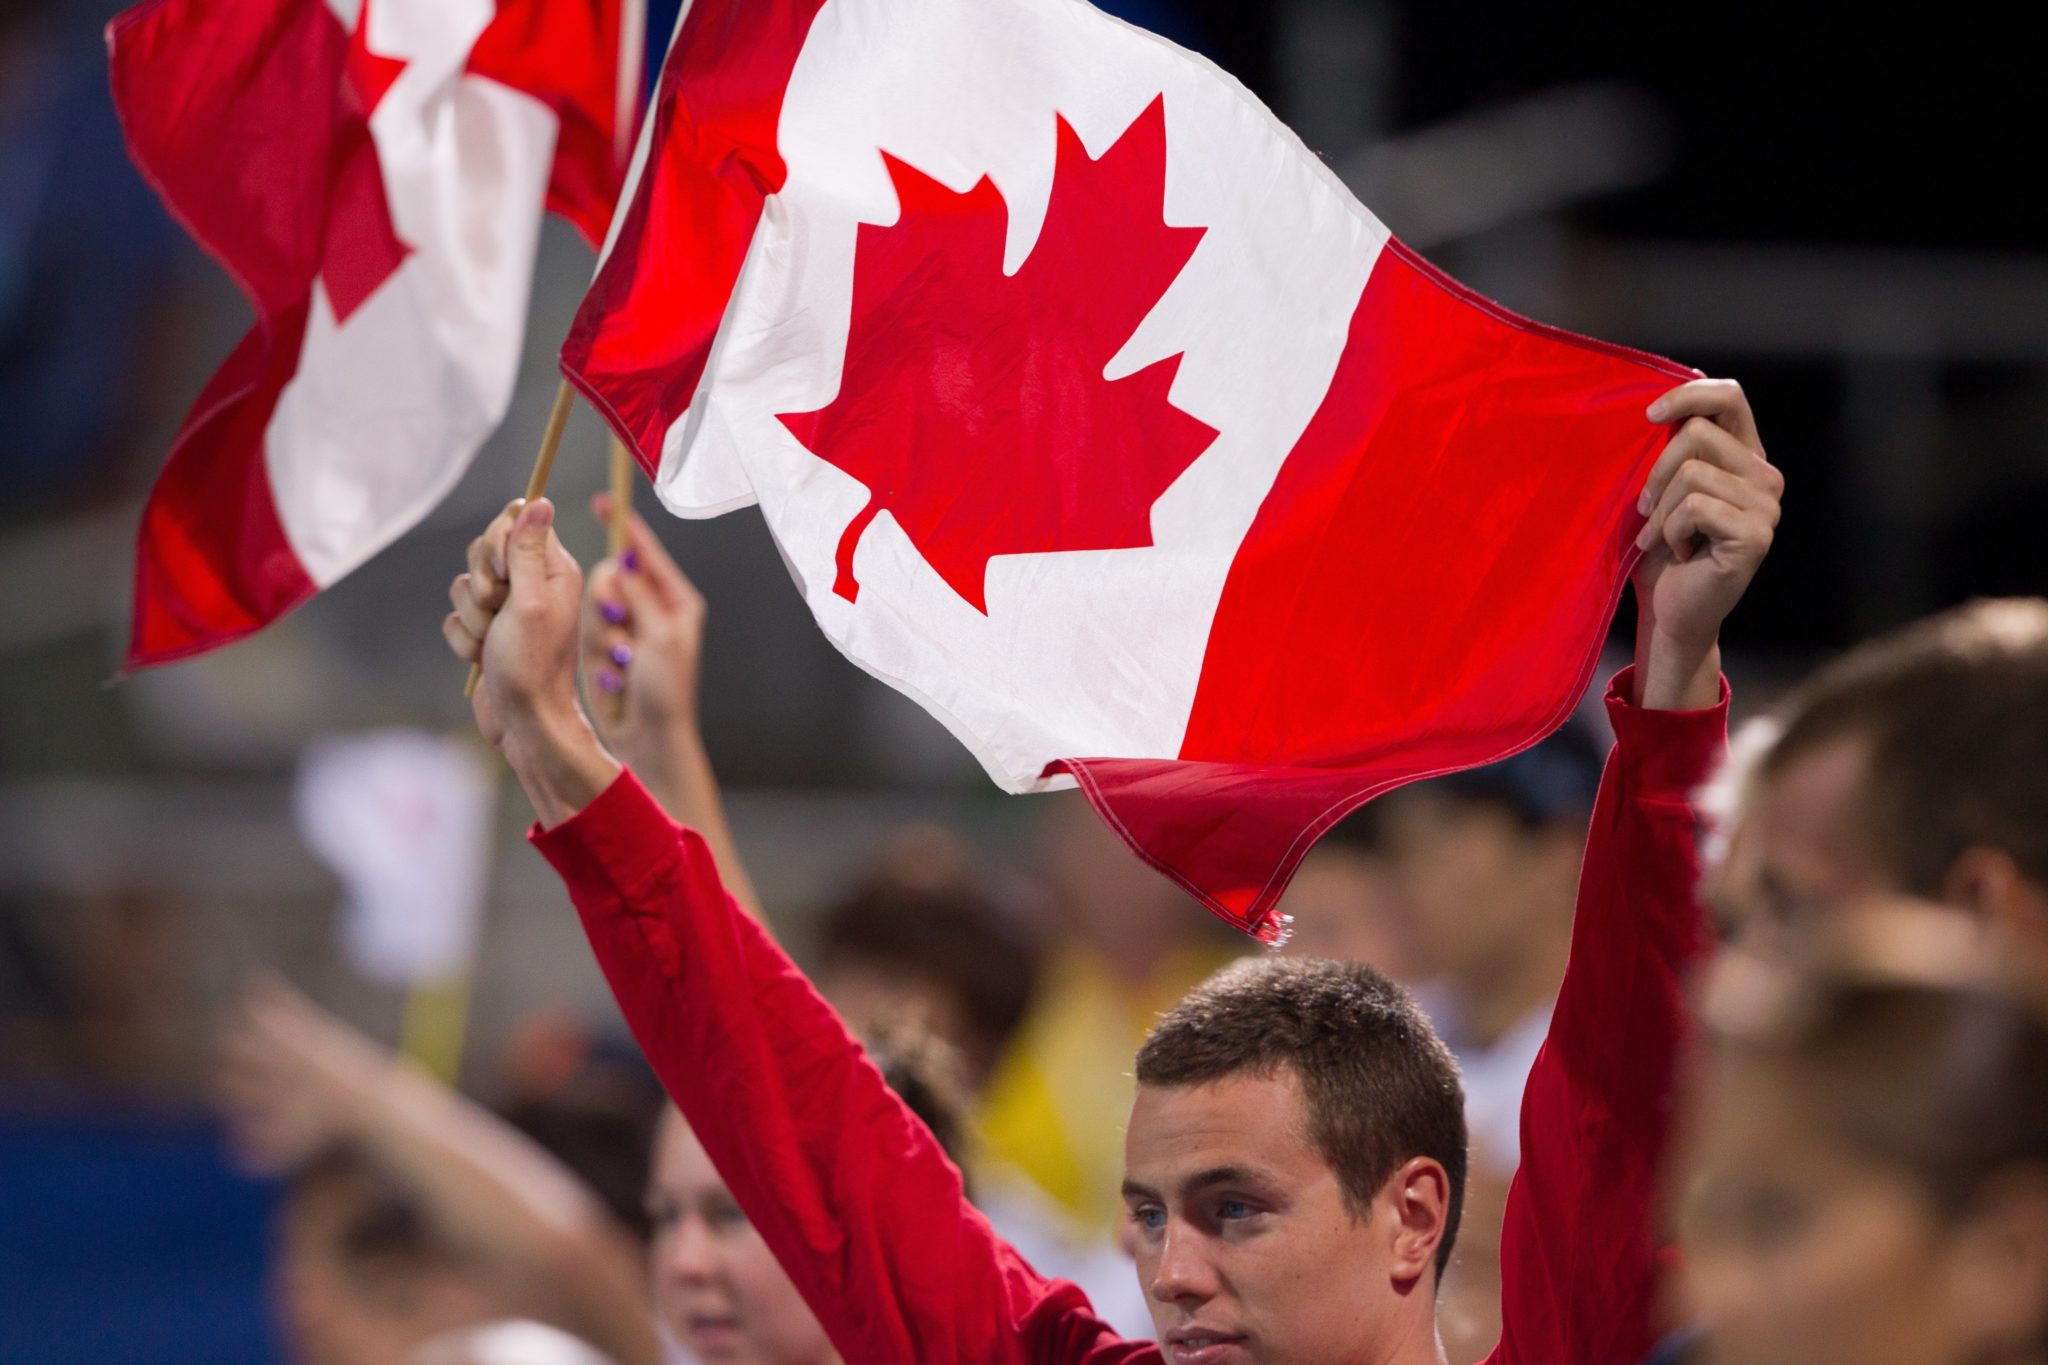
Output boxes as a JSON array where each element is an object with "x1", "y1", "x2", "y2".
[
  {"x1": 606, "y1": 435, "x2": 633, "y2": 558},
  {"x1": 601, "y1": 436, "x2": 634, "y2": 725},
  {"x1": 465, "y1": 378, "x2": 576, "y2": 698}
]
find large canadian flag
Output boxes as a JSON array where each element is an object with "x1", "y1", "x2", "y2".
[
  {"x1": 566, "y1": 0, "x2": 1693, "y2": 941},
  {"x1": 111, "y1": 0, "x2": 640, "y2": 669}
]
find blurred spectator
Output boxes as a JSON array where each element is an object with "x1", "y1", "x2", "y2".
[
  {"x1": 496, "y1": 1010, "x2": 668, "y2": 1242},
  {"x1": 643, "y1": 1027, "x2": 973, "y2": 1364},
  {"x1": 1681, "y1": 903, "x2": 2048, "y2": 1365},
  {"x1": 812, "y1": 824, "x2": 1042, "y2": 1089},
  {"x1": 277, "y1": 1142, "x2": 514, "y2": 1365},
  {"x1": 1274, "y1": 815, "x2": 1418, "y2": 976},
  {"x1": 1374, "y1": 727, "x2": 1606, "y2": 1175},
  {"x1": 1708, "y1": 597, "x2": 2048, "y2": 954},
  {"x1": 217, "y1": 975, "x2": 659, "y2": 1365}
]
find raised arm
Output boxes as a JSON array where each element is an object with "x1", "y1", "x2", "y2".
[
  {"x1": 444, "y1": 497, "x2": 1149, "y2": 1365},
  {"x1": 216, "y1": 975, "x2": 660, "y2": 1365},
  {"x1": 578, "y1": 492, "x2": 763, "y2": 919},
  {"x1": 1490, "y1": 378, "x2": 1781, "y2": 1365}
]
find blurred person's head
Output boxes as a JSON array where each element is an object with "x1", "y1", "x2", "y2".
[
  {"x1": 1275, "y1": 817, "x2": 1417, "y2": 978},
  {"x1": 646, "y1": 1029, "x2": 972, "y2": 1364},
  {"x1": 1711, "y1": 598, "x2": 2048, "y2": 953},
  {"x1": 1374, "y1": 731, "x2": 1603, "y2": 1035},
  {"x1": 1683, "y1": 907, "x2": 2048, "y2": 1365},
  {"x1": 497, "y1": 1022, "x2": 666, "y2": 1241},
  {"x1": 279, "y1": 1143, "x2": 502, "y2": 1365},
  {"x1": 813, "y1": 825, "x2": 1042, "y2": 1087},
  {"x1": 1041, "y1": 792, "x2": 1217, "y2": 980},
  {"x1": 1123, "y1": 955, "x2": 1466, "y2": 1364}
]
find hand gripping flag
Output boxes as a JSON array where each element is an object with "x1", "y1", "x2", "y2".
[
  {"x1": 111, "y1": 0, "x2": 642, "y2": 669},
  {"x1": 565, "y1": 0, "x2": 1695, "y2": 942}
]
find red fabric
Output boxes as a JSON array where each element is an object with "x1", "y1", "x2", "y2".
[
  {"x1": 534, "y1": 669, "x2": 1727, "y2": 1365},
  {"x1": 1056, "y1": 243, "x2": 1696, "y2": 940},
  {"x1": 109, "y1": 0, "x2": 630, "y2": 670},
  {"x1": 466, "y1": 0, "x2": 634, "y2": 251},
  {"x1": 560, "y1": 0, "x2": 831, "y2": 474}
]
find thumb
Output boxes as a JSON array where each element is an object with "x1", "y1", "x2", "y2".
[{"x1": 506, "y1": 498, "x2": 557, "y2": 592}]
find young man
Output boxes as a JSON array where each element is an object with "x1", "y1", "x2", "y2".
[
  {"x1": 1706, "y1": 596, "x2": 2048, "y2": 953},
  {"x1": 442, "y1": 377, "x2": 1781, "y2": 1363}
]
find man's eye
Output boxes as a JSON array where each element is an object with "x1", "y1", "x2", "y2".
[
  {"x1": 1217, "y1": 1199, "x2": 1255, "y2": 1221},
  {"x1": 1131, "y1": 1206, "x2": 1167, "y2": 1232}
]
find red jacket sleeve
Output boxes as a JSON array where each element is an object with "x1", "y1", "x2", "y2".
[
  {"x1": 531, "y1": 773, "x2": 1158, "y2": 1365},
  {"x1": 1487, "y1": 667, "x2": 1727, "y2": 1365}
]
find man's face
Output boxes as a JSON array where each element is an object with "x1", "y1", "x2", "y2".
[
  {"x1": 1711, "y1": 735, "x2": 1889, "y2": 954},
  {"x1": 1122, "y1": 1069, "x2": 1418, "y2": 1365}
]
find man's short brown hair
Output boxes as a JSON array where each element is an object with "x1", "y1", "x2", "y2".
[
  {"x1": 1764, "y1": 598, "x2": 2048, "y2": 895},
  {"x1": 1135, "y1": 955, "x2": 1468, "y2": 1278}
]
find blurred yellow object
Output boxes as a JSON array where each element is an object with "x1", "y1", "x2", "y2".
[{"x1": 977, "y1": 941, "x2": 1236, "y2": 1232}]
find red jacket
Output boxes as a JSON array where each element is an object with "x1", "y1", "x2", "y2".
[{"x1": 534, "y1": 669, "x2": 1726, "y2": 1364}]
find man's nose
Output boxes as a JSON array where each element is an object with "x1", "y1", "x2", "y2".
[{"x1": 1148, "y1": 1224, "x2": 1220, "y2": 1306}]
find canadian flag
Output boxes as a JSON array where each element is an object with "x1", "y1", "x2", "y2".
[
  {"x1": 566, "y1": 0, "x2": 1693, "y2": 942},
  {"x1": 111, "y1": 0, "x2": 640, "y2": 669}
]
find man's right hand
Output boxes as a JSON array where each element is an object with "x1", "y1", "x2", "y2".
[{"x1": 444, "y1": 497, "x2": 618, "y2": 825}]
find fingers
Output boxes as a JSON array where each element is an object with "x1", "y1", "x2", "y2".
[
  {"x1": 505, "y1": 497, "x2": 559, "y2": 588},
  {"x1": 581, "y1": 560, "x2": 635, "y2": 697},
  {"x1": 1638, "y1": 415, "x2": 1772, "y2": 515},
  {"x1": 1660, "y1": 490, "x2": 1773, "y2": 564},
  {"x1": 1637, "y1": 455, "x2": 1780, "y2": 552},
  {"x1": 443, "y1": 610, "x2": 481, "y2": 664},
  {"x1": 590, "y1": 491, "x2": 698, "y2": 610},
  {"x1": 1647, "y1": 376, "x2": 1762, "y2": 449},
  {"x1": 466, "y1": 498, "x2": 524, "y2": 608},
  {"x1": 449, "y1": 573, "x2": 496, "y2": 642}
]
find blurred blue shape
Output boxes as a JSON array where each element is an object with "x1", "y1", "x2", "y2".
[{"x1": 0, "y1": 1106, "x2": 280, "y2": 1364}]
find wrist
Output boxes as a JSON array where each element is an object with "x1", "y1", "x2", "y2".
[
  {"x1": 502, "y1": 704, "x2": 621, "y2": 827},
  {"x1": 1635, "y1": 626, "x2": 1722, "y2": 711}
]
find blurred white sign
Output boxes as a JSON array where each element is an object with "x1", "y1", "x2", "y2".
[{"x1": 295, "y1": 729, "x2": 497, "y2": 985}]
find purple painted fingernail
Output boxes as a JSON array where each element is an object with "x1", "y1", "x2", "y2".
[
  {"x1": 620, "y1": 548, "x2": 640, "y2": 572},
  {"x1": 609, "y1": 644, "x2": 634, "y2": 668},
  {"x1": 597, "y1": 669, "x2": 623, "y2": 695},
  {"x1": 599, "y1": 601, "x2": 627, "y2": 625}
]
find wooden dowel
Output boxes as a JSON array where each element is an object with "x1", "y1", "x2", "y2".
[
  {"x1": 465, "y1": 379, "x2": 576, "y2": 698},
  {"x1": 606, "y1": 435, "x2": 633, "y2": 558}
]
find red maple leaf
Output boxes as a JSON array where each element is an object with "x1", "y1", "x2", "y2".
[
  {"x1": 321, "y1": 0, "x2": 412, "y2": 323},
  {"x1": 778, "y1": 96, "x2": 1217, "y2": 613}
]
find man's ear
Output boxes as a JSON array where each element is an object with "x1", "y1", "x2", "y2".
[
  {"x1": 1944, "y1": 1166, "x2": 2048, "y2": 1349},
  {"x1": 1384, "y1": 1155, "x2": 1452, "y2": 1289},
  {"x1": 1942, "y1": 846, "x2": 2048, "y2": 939}
]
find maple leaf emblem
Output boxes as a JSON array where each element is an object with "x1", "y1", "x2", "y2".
[{"x1": 778, "y1": 96, "x2": 1217, "y2": 613}]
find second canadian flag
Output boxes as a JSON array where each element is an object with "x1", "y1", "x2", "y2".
[{"x1": 565, "y1": 0, "x2": 1693, "y2": 941}]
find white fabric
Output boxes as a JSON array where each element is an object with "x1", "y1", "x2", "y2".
[
  {"x1": 294, "y1": 729, "x2": 497, "y2": 985},
  {"x1": 270, "y1": 0, "x2": 558, "y2": 587},
  {"x1": 652, "y1": 0, "x2": 1391, "y2": 791}
]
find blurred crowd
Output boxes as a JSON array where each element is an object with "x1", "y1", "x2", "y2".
[{"x1": 13, "y1": 481, "x2": 2048, "y2": 1364}]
